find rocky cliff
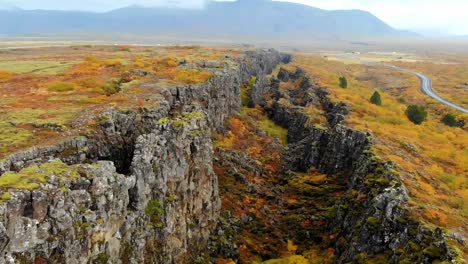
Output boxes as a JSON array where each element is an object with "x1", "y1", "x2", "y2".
[
  {"x1": 0, "y1": 50, "x2": 289, "y2": 264},
  {"x1": 0, "y1": 50, "x2": 456, "y2": 264},
  {"x1": 243, "y1": 66, "x2": 455, "y2": 263}
]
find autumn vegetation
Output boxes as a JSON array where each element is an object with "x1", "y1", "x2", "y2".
[
  {"x1": 0, "y1": 70, "x2": 13, "y2": 81},
  {"x1": 46, "y1": 81, "x2": 77, "y2": 93},
  {"x1": 214, "y1": 105, "x2": 338, "y2": 263},
  {"x1": 293, "y1": 53, "x2": 468, "y2": 261},
  {"x1": 0, "y1": 45, "x2": 240, "y2": 157}
]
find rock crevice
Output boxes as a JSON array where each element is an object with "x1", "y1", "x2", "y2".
[
  {"x1": 247, "y1": 66, "x2": 455, "y2": 263},
  {"x1": 0, "y1": 49, "x2": 289, "y2": 264}
]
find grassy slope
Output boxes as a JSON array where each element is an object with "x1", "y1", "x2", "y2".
[
  {"x1": 294, "y1": 54, "x2": 468, "y2": 260},
  {"x1": 393, "y1": 55, "x2": 468, "y2": 108}
]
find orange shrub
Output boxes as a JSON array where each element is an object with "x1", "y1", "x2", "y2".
[
  {"x1": 132, "y1": 57, "x2": 148, "y2": 69},
  {"x1": 0, "y1": 70, "x2": 13, "y2": 81},
  {"x1": 174, "y1": 69, "x2": 213, "y2": 84},
  {"x1": 66, "y1": 56, "x2": 104, "y2": 76},
  {"x1": 73, "y1": 77, "x2": 105, "y2": 89},
  {"x1": 159, "y1": 56, "x2": 178, "y2": 67},
  {"x1": 423, "y1": 208, "x2": 449, "y2": 226},
  {"x1": 216, "y1": 258, "x2": 235, "y2": 264},
  {"x1": 102, "y1": 60, "x2": 122, "y2": 68},
  {"x1": 152, "y1": 56, "x2": 178, "y2": 72}
]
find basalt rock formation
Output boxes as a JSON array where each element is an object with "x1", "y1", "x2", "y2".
[
  {"x1": 227, "y1": 65, "x2": 455, "y2": 263},
  {"x1": 0, "y1": 49, "x2": 288, "y2": 264},
  {"x1": 0, "y1": 51, "x2": 456, "y2": 264}
]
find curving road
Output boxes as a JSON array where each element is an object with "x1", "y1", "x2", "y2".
[{"x1": 388, "y1": 65, "x2": 468, "y2": 114}]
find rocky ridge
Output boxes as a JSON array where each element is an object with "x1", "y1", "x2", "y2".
[
  {"x1": 244, "y1": 66, "x2": 456, "y2": 263},
  {"x1": 0, "y1": 49, "x2": 289, "y2": 263},
  {"x1": 0, "y1": 50, "x2": 457, "y2": 264}
]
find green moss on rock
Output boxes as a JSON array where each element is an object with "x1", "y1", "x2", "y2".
[
  {"x1": 422, "y1": 244, "x2": 444, "y2": 259},
  {"x1": 158, "y1": 117, "x2": 169, "y2": 125},
  {"x1": 366, "y1": 216, "x2": 380, "y2": 226},
  {"x1": 0, "y1": 191, "x2": 11, "y2": 203},
  {"x1": 0, "y1": 160, "x2": 80, "y2": 190},
  {"x1": 145, "y1": 199, "x2": 165, "y2": 229}
]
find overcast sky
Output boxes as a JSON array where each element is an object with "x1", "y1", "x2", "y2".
[{"x1": 1, "y1": 0, "x2": 467, "y2": 35}]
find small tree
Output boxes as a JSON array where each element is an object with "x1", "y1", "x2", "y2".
[
  {"x1": 339, "y1": 76, "x2": 348, "y2": 88},
  {"x1": 370, "y1": 91, "x2": 382, "y2": 106},
  {"x1": 406, "y1": 105, "x2": 428, "y2": 125},
  {"x1": 441, "y1": 113, "x2": 459, "y2": 127}
]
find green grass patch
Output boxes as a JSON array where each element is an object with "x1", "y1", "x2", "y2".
[
  {"x1": 0, "y1": 160, "x2": 80, "y2": 190},
  {"x1": 47, "y1": 81, "x2": 76, "y2": 93},
  {"x1": 120, "y1": 79, "x2": 142, "y2": 91},
  {"x1": 268, "y1": 64, "x2": 284, "y2": 78},
  {"x1": 0, "y1": 108, "x2": 79, "y2": 155},
  {"x1": 47, "y1": 95, "x2": 100, "y2": 105},
  {"x1": 367, "y1": 216, "x2": 380, "y2": 226},
  {"x1": 259, "y1": 117, "x2": 288, "y2": 145},
  {"x1": 0, "y1": 121, "x2": 33, "y2": 154},
  {"x1": 0, "y1": 97, "x2": 18, "y2": 107},
  {"x1": 372, "y1": 116, "x2": 405, "y2": 126},
  {"x1": 240, "y1": 106, "x2": 288, "y2": 145},
  {"x1": 145, "y1": 199, "x2": 165, "y2": 229},
  {"x1": 0, "y1": 61, "x2": 77, "y2": 75},
  {"x1": 4, "y1": 108, "x2": 77, "y2": 127},
  {"x1": 241, "y1": 76, "x2": 257, "y2": 106}
]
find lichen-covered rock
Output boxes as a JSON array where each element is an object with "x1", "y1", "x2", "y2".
[
  {"x1": 0, "y1": 137, "x2": 88, "y2": 175},
  {"x1": 125, "y1": 111, "x2": 220, "y2": 263},
  {"x1": 0, "y1": 50, "x2": 455, "y2": 264},
  {"x1": 0, "y1": 49, "x2": 289, "y2": 263},
  {"x1": 246, "y1": 65, "x2": 455, "y2": 263},
  {"x1": 285, "y1": 125, "x2": 371, "y2": 175},
  {"x1": 0, "y1": 161, "x2": 132, "y2": 264}
]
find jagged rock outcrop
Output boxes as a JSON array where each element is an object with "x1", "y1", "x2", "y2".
[
  {"x1": 286, "y1": 125, "x2": 371, "y2": 175},
  {"x1": 248, "y1": 66, "x2": 455, "y2": 263},
  {"x1": 0, "y1": 51, "x2": 456, "y2": 264},
  {"x1": 0, "y1": 49, "x2": 289, "y2": 264},
  {"x1": 0, "y1": 161, "x2": 132, "y2": 263}
]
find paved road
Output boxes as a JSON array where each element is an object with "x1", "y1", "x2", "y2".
[{"x1": 389, "y1": 65, "x2": 468, "y2": 114}]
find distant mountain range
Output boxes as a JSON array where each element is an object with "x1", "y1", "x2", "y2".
[{"x1": 0, "y1": 0, "x2": 412, "y2": 38}]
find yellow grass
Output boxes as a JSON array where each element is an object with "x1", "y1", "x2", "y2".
[{"x1": 294, "y1": 53, "x2": 468, "y2": 259}]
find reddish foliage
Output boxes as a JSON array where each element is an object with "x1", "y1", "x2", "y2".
[{"x1": 34, "y1": 257, "x2": 48, "y2": 264}]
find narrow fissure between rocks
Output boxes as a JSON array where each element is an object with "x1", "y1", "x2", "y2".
[{"x1": 209, "y1": 65, "x2": 455, "y2": 263}]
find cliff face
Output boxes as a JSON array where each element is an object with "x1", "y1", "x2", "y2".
[
  {"x1": 246, "y1": 67, "x2": 455, "y2": 263},
  {"x1": 0, "y1": 50, "x2": 455, "y2": 264},
  {"x1": 0, "y1": 50, "x2": 289, "y2": 264}
]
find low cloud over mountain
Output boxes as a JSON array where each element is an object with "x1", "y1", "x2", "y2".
[{"x1": 0, "y1": 0, "x2": 411, "y2": 38}]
